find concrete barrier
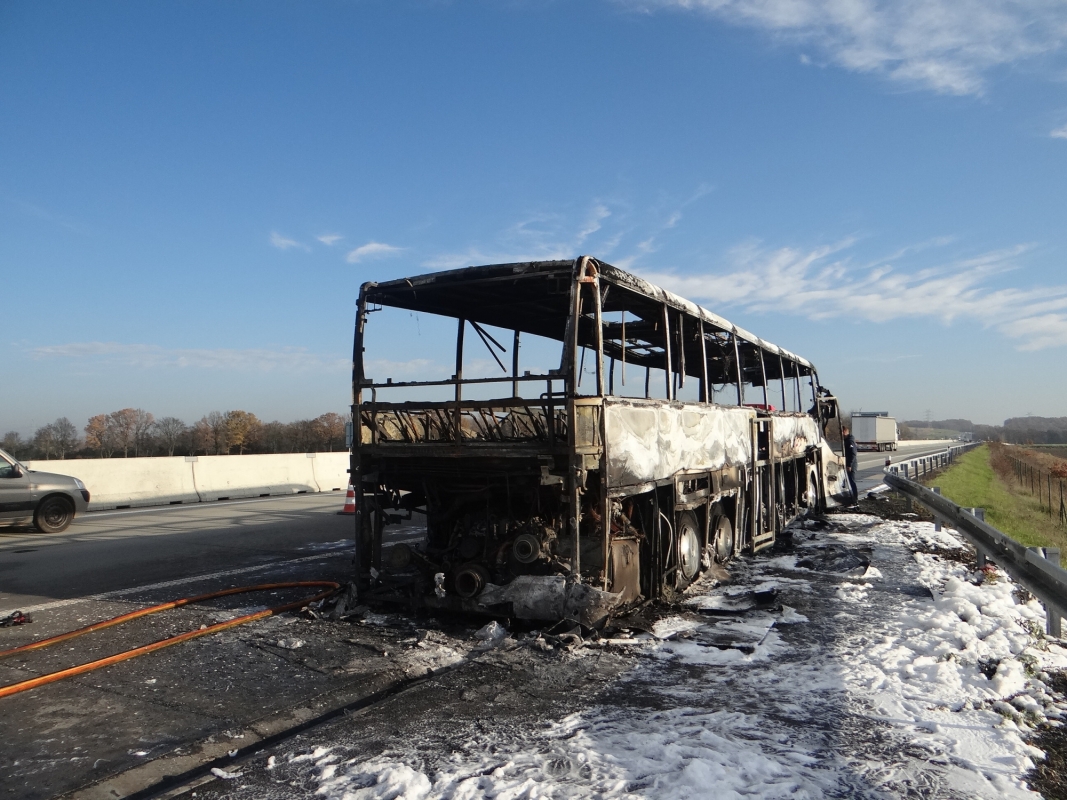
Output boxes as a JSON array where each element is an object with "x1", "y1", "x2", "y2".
[
  {"x1": 23, "y1": 457, "x2": 200, "y2": 509},
  {"x1": 190, "y1": 453, "x2": 320, "y2": 501},
  {"x1": 309, "y1": 452, "x2": 350, "y2": 493},
  {"x1": 23, "y1": 452, "x2": 351, "y2": 511}
]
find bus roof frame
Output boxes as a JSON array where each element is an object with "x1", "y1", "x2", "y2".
[{"x1": 360, "y1": 257, "x2": 814, "y2": 374}]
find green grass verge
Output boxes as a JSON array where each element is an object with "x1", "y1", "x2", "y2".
[{"x1": 925, "y1": 444, "x2": 1067, "y2": 550}]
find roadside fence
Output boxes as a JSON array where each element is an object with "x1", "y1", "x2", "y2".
[{"x1": 1007, "y1": 455, "x2": 1067, "y2": 527}]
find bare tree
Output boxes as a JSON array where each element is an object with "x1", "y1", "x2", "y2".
[
  {"x1": 194, "y1": 412, "x2": 228, "y2": 455},
  {"x1": 1, "y1": 432, "x2": 29, "y2": 459},
  {"x1": 288, "y1": 419, "x2": 317, "y2": 452},
  {"x1": 259, "y1": 421, "x2": 290, "y2": 453},
  {"x1": 154, "y1": 417, "x2": 187, "y2": 457},
  {"x1": 51, "y1": 418, "x2": 80, "y2": 459},
  {"x1": 132, "y1": 409, "x2": 155, "y2": 456},
  {"x1": 192, "y1": 418, "x2": 211, "y2": 454},
  {"x1": 108, "y1": 408, "x2": 139, "y2": 457},
  {"x1": 32, "y1": 424, "x2": 57, "y2": 459}
]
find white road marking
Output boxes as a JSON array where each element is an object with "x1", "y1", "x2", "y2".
[
  {"x1": 85, "y1": 494, "x2": 336, "y2": 520},
  {"x1": 0, "y1": 547, "x2": 352, "y2": 616}
]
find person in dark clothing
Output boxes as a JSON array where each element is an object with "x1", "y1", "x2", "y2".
[{"x1": 842, "y1": 424, "x2": 858, "y2": 503}]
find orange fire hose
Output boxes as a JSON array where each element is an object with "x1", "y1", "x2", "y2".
[{"x1": 0, "y1": 581, "x2": 340, "y2": 700}]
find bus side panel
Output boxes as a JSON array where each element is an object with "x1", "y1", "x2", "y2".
[
  {"x1": 770, "y1": 413, "x2": 822, "y2": 460},
  {"x1": 602, "y1": 398, "x2": 755, "y2": 489}
]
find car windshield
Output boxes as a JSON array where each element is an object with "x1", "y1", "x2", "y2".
[{"x1": 0, "y1": 447, "x2": 25, "y2": 469}]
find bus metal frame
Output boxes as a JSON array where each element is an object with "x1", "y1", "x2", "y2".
[{"x1": 350, "y1": 256, "x2": 848, "y2": 623}]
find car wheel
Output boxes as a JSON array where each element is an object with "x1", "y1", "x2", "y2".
[{"x1": 34, "y1": 496, "x2": 74, "y2": 533}]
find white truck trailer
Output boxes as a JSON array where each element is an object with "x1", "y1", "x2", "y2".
[{"x1": 852, "y1": 412, "x2": 898, "y2": 452}]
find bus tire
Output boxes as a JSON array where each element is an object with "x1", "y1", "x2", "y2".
[
  {"x1": 710, "y1": 512, "x2": 735, "y2": 563},
  {"x1": 675, "y1": 511, "x2": 702, "y2": 589}
]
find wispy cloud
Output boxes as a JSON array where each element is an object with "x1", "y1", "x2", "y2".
[
  {"x1": 843, "y1": 353, "x2": 923, "y2": 364},
  {"x1": 346, "y1": 241, "x2": 404, "y2": 263},
  {"x1": 269, "y1": 231, "x2": 306, "y2": 251},
  {"x1": 422, "y1": 190, "x2": 721, "y2": 270},
  {"x1": 1052, "y1": 123, "x2": 1067, "y2": 139},
  {"x1": 627, "y1": 1, "x2": 1067, "y2": 95},
  {"x1": 31, "y1": 342, "x2": 348, "y2": 372},
  {"x1": 577, "y1": 204, "x2": 612, "y2": 245},
  {"x1": 8, "y1": 197, "x2": 89, "y2": 234},
  {"x1": 422, "y1": 201, "x2": 627, "y2": 269},
  {"x1": 640, "y1": 239, "x2": 1067, "y2": 350},
  {"x1": 363, "y1": 357, "x2": 438, "y2": 379},
  {"x1": 614, "y1": 185, "x2": 712, "y2": 269},
  {"x1": 317, "y1": 233, "x2": 343, "y2": 245}
]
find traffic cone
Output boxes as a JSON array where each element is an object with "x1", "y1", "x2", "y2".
[{"x1": 338, "y1": 483, "x2": 357, "y2": 515}]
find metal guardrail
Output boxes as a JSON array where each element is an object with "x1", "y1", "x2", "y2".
[
  {"x1": 883, "y1": 442, "x2": 980, "y2": 480},
  {"x1": 884, "y1": 465, "x2": 1067, "y2": 637}
]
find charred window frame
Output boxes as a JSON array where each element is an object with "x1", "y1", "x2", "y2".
[
  {"x1": 598, "y1": 287, "x2": 753, "y2": 407},
  {"x1": 353, "y1": 262, "x2": 822, "y2": 420},
  {"x1": 736, "y1": 339, "x2": 768, "y2": 407},
  {"x1": 598, "y1": 285, "x2": 674, "y2": 401},
  {"x1": 803, "y1": 367, "x2": 819, "y2": 413},
  {"x1": 757, "y1": 350, "x2": 785, "y2": 411},
  {"x1": 354, "y1": 267, "x2": 574, "y2": 404},
  {"x1": 702, "y1": 326, "x2": 743, "y2": 406}
]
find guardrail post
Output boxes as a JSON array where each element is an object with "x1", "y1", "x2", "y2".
[
  {"x1": 932, "y1": 487, "x2": 942, "y2": 531},
  {"x1": 965, "y1": 508, "x2": 987, "y2": 566}
]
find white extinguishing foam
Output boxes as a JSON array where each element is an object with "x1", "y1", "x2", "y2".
[{"x1": 308, "y1": 515, "x2": 1065, "y2": 799}]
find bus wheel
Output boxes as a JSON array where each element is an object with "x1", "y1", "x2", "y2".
[
  {"x1": 710, "y1": 513, "x2": 734, "y2": 563},
  {"x1": 675, "y1": 511, "x2": 702, "y2": 589},
  {"x1": 804, "y1": 468, "x2": 819, "y2": 509}
]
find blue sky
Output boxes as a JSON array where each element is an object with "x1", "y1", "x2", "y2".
[{"x1": 2, "y1": 0, "x2": 1066, "y2": 435}]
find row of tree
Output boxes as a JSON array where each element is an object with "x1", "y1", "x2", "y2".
[
  {"x1": 904, "y1": 416, "x2": 1067, "y2": 445},
  {"x1": 1, "y1": 410, "x2": 349, "y2": 460}
]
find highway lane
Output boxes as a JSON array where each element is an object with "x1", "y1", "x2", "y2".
[
  {"x1": 0, "y1": 492, "x2": 358, "y2": 612},
  {"x1": 854, "y1": 439, "x2": 960, "y2": 495}
]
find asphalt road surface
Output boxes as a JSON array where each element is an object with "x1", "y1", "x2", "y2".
[
  {"x1": 853, "y1": 438, "x2": 959, "y2": 495},
  {"x1": 0, "y1": 492, "x2": 358, "y2": 613}
]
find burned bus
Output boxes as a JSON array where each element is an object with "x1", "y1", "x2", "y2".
[{"x1": 350, "y1": 257, "x2": 848, "y2": 625}]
